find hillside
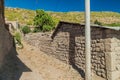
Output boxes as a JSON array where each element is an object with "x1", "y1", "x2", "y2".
[
  {"x1": 5, "y1": 8, "x2": 120, "y2": 26},
  {"x1": 5, "y1": 8, "x2": 35, "y2": 25}
]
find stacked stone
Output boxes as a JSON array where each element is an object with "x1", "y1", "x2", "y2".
[
  {"x1": 75, "y1": 37, "x2": 85, "y2": 70},
  {"x1": 24, "y1": 25, "x2": 107, "y2": 79},
  {"x1": 74, "y1": 27, "x2": 106, "y2": 78},
  {"x1": 52, "y1": 31, "x2": 70, "y2": 63},
  {"x1": 50, "y1": 25, "x2": 107, "y2": 79},
  {"x1": 24, "y1": 22, "x2": 120, "y2": 80},
  {"x1": 24, "y1": 32, "x2": 53, "y2": 54},
  {"x1": 91, "y1": 28, "x2": 106, "y2": 78}
]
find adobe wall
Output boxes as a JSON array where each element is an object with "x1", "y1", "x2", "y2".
[
  {"x1": 0, "y1": 0, "x2": 14, "y2": 68},
  {"x1": 105, "y1": 30, "x2": 120, "y2": 80}
]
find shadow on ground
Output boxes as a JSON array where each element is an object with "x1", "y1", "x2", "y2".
[{"x1": 0, "y1": 46, "x2": 32, "y2": 80}]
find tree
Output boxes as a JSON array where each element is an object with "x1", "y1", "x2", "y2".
[{"x1": 33, "y1": 10, "x2": 55, "y2": 32}]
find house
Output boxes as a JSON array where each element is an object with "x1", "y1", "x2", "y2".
[
  {"x1": 24, "y1": 21, "x2": 120, "y2": 80},
  {"x1": 51, "y1": 21, "x2": 120, "y2": 80}
]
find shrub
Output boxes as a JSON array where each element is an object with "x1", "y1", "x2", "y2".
[
  {"x1": 14, "y1": 32, "x2": 23, "y2": 48},
  {"x1": 33, "y1": 27, "x2": 41, "y2": 33},
  {"x1": 43, "y1": 25, "x2": 52, "y2": 32},
  {"x1": 94, "y1": 20, "x2": 102, "y2": 25},
  {"x1": 33, "y1": 10, "x2": 55, "y2": 32},
  {"x1": 22, "y1": 26, "x2": 31, "y2": 34},
  {"x1": 14, "y1": 32, "x2": 21, "y2": 45},
  {"x1": 27, "y1": 21, "x2": 33, "y2": 25}
]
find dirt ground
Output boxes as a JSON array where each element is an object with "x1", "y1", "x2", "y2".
[
  {"x1": 0, "y1": 41, "x2": 83, "y2": 80},
  {"x1": 17, "y1": 41, "x2": 83, "y2": 80}
]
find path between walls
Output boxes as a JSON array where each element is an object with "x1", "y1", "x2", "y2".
[{"x1": 17, "y1": 41, "x2": 83, "y2": 80}]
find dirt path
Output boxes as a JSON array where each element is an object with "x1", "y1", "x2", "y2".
[
  {"x1": 17, "y1": 41, "x2": 83, "y2": 80},
  {"x1": 0, "y1": 41, "x2": 107, "y2": 80}
]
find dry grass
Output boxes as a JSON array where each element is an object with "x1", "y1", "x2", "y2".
[
  {"x1": 17, "y1": 41, "x2": 83, "y2": 80},
  {"x1": 5, "y1": 8, "x2": 120, "y2": 26}
]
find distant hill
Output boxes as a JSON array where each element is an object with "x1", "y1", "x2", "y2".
[{"x1": 5, "y1": 8, "x2": 120, "y2": 26}]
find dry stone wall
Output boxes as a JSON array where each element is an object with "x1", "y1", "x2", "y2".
[
  {"x1": 51, "y1": 23, "x2": 107, "y2": 79},
  {"x1": 24, "y1": 22, "x2": 120, "y2": 80},
  {"x1": 24, "y1": 32, "x2": 53, "y2": 54}
]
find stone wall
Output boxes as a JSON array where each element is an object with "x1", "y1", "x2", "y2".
[
  {"x1": 105, "y1": 30, "x2": 120, "y2": 80},
  {"x1": 24, "y1": 32, "x2": 53, "y2": 53},
  {"x1": 24, "y1": 22, "x2": 120, "y2": 80},
  {"x1": 51, "y1": 23, "x2": 107, "y2": 79}
]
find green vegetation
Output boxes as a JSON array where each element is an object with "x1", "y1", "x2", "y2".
[
  {"x1": 33, "y1": 27, "x2": 41, "y2": 33},
  {"x1": 33, "y1": 10, "x2": 55, "y2": 32},
  {"x1": 5, "y1": 8, "x2": 120, "y2": 27},
  {"x1": 5, "y1": 8, "x2": 35, "y2": 25},
  {"x1": 43, "y1": 25, "x2": 53, "y2": 32},
  {"x1": 14, "y1": 32, "x2": 23, "y2": 48},
  {"x1": 14, "y1": 32, "x2": 22, "y2": 45},
  {"x1": 21, "y1": 26, "x2": 31, "y2": 34},
  {"x1": 94, "y1": 20, "x2": 102, "y2": 25},
  {"x1": 105, "y1": 23, "x2": 120, "y2": 27}
]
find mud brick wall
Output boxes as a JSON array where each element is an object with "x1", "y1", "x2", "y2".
[
  {"x1": 105, "y1": 30, "x2": 120, "y2": 80},
  {"x1": 0, "y1": 0, "x2": 14, "y2": 68}
]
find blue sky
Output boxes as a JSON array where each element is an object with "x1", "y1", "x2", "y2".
[{"x1": 5, "y1": 0, "x2": 120, "y2": 12}]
